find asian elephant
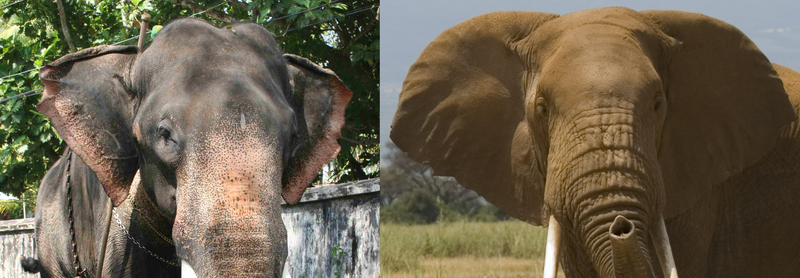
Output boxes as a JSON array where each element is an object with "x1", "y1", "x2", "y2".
[
  {"x1": 390, "y1": 7, "x2": 800, "y2": 278},
  {"x1": 22, "y1": 18, "x2": 351, "y2": 277}
]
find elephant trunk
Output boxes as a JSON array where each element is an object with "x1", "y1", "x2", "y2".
[
  {"x1": 609, "y1": 215, "x2": 651, "y2": 278},
  {"x1": 175, "y1": 215, "x2": 288, "y2": 277},
  {"x1": 546, "y1": 114, "x2": 663, "y2": 278},
  {"x1": 578, "y1": 200, "x2": 654, "y2": 278}
]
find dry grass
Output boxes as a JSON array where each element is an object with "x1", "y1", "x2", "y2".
[
  {"x1": 382, "y1": 257, "x2": 566, "y2": 278},
  {"x1": 381, "y1": 221, "x2": 558, "y2": 277}
]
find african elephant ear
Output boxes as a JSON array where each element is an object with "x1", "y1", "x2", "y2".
[
  {"x1": 390, "y1": 12, "x2": 558, "y2": 225},
  {"x1": 282, "y1": 54, "x2": 352, "y2": 204},
  {"x1": 37, "y1": 45, "x2": 140, "y2": 206},
  {"x1": 642, "y1": 10, "x2": 796, "y2": 217}
]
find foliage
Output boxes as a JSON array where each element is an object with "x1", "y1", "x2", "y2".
[
  {"x1": 381, "y1": 141, "x2": 508, "y2": 223},
  {"x1": 381, "y1": 188, "x2": 441, "y2": 225},
  {"x1": 330, "y1": 244, "x2": 346, "y2": 278},
  {"x1": 381, "y1": 141, "x2": 480, "y2": 205},
  {"x1": 380, "y1": 221, "x2": 550, "y2": 274},
  {"x1": 0, "y1": 185, "x2": 36, "y2": 219},
  {"x1": 382, "y1": 187, "x2": 510, "y2": 224},
  {"x1": 0, "y1": 0, "x2": 378, "y2": 217}
]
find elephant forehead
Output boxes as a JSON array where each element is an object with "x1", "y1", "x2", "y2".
[
  {"x1": 554, "y1": 7, "x2": 655, "y2": 32},
  {"x1": 539, "y1": 58, "x2": 660, "y2": 112},
  {"x1": 177, "y1": 116, "x2": 285, "y2": 211}
]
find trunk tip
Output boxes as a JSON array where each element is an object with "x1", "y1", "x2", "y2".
[{"x1": 610, "y1": 215, "x2": 634, "y2": 238}]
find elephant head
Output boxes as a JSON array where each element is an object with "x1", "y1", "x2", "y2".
[
  {"x1": 37, "y1": 19, "x2": 350, "y2": 277},
  {"x1": 390, "y1": 7, "x2": 794, "y2": 278}
]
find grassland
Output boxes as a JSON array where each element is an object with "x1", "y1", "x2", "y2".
[{"x1": 381, "y1": 221, "x2": 564, "y2": 277}]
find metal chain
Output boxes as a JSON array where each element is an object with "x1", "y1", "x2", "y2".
[
  {"x1": 131, "y1": 201, "x2": 174, "y2": 245},
  {"x1": 65, "y1": 150, "x2": 89, "y2": 278},
  {"x1": 65, "y1": 148, "x2": 178, "y2": 277},
  {"x1": 112, "y1": 207, "x2": 180, "y2": 266}
]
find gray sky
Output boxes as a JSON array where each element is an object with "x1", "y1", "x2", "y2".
[{"x1": 380, "y1": 0, "x2": 800, "y2": 145}]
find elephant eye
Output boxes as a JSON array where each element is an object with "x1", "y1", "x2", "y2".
[
  {"x1": 535, "y1": 97, "x2": 549, "y2": 117},
  {"x1": 654, "y1": 93, "x2": 665, "y2": 112},
  {"x1": 155, "y1": 122, "x2": 181, "y2": 165},
  {"x1": 157, "y1": 124, "x2": 173, "y2": 141}
]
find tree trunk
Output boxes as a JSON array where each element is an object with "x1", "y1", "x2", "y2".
[{"x1": 55, "y1": 0, "x2": 76, "y2": 52}]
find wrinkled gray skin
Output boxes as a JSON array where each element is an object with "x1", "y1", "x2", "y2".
[
  {"x1": 391, "y1": 8, "x2": 800, "y2": 278},
  {"x1": 26, "y1": 18, "x2": 350, "y2": 278},
  {"x1": 31, "y1": 149, "x2": 180, "y2": 278}
]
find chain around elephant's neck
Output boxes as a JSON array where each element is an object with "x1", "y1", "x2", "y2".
[
  {"x1": 65, "y1": 149, "x2": 89, "y2": 278},
  {"x1": 64, "y1": 149, "x2": 179, "y2": 277},
  {"x1": 111, "y1": 171, "x2": 179, "y2": 266}
]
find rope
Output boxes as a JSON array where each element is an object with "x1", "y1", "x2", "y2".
[
  {"x1": 0, "y1": 0, "x2": 23, "y2": 10},
  {"x1": 0, "y1": 2, "x2": 376, "y2": 102},
  {"x1": 280, "y1": 4, "x2": 378, "y2": 35},
  {"x1": 0, "y1": 1, "x2": 229, "y2": 79},
  {"x1": 0, "y1": 88, "x2": 42, "y2": 104},
  {"x1": 0, "y1": 67, "x2": 43, "y2": 81},
  {"x1": 265, "y1": 0, "x2": 342, "y2": 23}
]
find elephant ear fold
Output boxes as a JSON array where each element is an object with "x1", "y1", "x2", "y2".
[
  {"x1": 37, "y1": 45, "x2": 140, "y2": 206},
  {"x1": 642, "y1": 10, "x2": 796, "y2": 218},
  {"x1": 282, "y1": 54, "x2": 352, "y2": 204},
  {"x1": 390, "y1": 11, "x2": 557, "y2": 225}
]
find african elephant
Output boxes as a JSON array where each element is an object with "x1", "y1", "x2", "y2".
[
  {"x1": 22, "y1": 18, "x2": 351, "y2": 277},
  {"x1": 390, "y1": 7, "x2": 800, "y2": 278}
]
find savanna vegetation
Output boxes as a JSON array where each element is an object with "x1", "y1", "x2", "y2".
[
  {"x1": 0, "y1": 0, "x2": 378, "y2": 219},
  {"x1": 381, "y1": 142, "x2": 557, "y2": 277},
  {"x1": 380, "y1": 221, "x2": 562, "y2": 278}
]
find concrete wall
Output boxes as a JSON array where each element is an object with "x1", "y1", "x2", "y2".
[
  {"x1": 0, "y1": 219, "x2": 36, "y2": 278},
  {"x1": 0, "y1": 178, "x2": 379, "y2": 278}
]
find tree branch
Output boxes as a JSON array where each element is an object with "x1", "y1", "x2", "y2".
[
  {"x1": 344, "y1": 149, "x2": 368, "y2": 180},
  {"x1": 343, "y1": 24, "x2": 375, "y2": 53},
  {"x1": 226, "y1": 0, "x2": 248, "y2": 9},
  {"x1": 55, "y1": 0, "x2": 76, "y2": 52},
  {"x1": 340, "y1": 136, "x2": 378, "y2": 145},
  {"x1": 175, "y1": 0, "x2": 236, "y2": 24}
]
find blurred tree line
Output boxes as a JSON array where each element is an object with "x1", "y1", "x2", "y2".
[
  {"x1": 0, "y1": 0, "x2": 379, "y2": 218},
  {"x1": 381, "y1": 141, "x2": 509, "y2": 224}
]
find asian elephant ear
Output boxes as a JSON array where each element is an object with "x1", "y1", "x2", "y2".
[
  {"x1": 642, "y1": 10, "x2": 796, "y2": 218},
  {"x1": 37, "y1": 45, "x2": 140, "y2": 206},
  {"x1": 282, "y1": 54, "x2": 352, "y2": 204},
  {"x1": 390, "y1": 11, "x2": 558, "y2": 225}
]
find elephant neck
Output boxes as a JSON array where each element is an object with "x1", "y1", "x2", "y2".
[
  {"x1": 110, "y1": 173, "x2": 179, "y2": 268},
  {"x1": 121, "y1": 176, "x2": 175, "y2": 247}
]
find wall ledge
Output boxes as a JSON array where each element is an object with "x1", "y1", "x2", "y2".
[{"x1": 285, "y1": 178, "x2": 380, "y2": 205}]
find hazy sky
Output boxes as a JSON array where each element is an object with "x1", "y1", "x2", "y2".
[{"x1": 380, "y1": 0, "x2": 800, "y2": 145}]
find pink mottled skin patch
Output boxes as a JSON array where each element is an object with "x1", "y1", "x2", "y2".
[
  {"x1": 38, "y1": 89, "x2": 136, "y2": 206},
  {"x1": 282, "y1": 75, "x2": 352, "y2": 204},
  {"x1": 220, "y1": 171, "x2": 264, "y2": 216}
]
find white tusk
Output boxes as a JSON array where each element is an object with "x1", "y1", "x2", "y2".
[
  {"x1": 651, "y1": 215, "x2": 678, "y2": 278},
  {"x1": 543, "y1": 215, "x2": 561, "y2": 278},
  {"x1": 181, "y1": 260, "x2": 199, "y2": 278}
]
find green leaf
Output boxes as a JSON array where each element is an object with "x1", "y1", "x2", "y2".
[
  {"x1": 330, "y1": 3, "x2": 347, "y2": 10},
  {"x1": 260, "y1": 7, "x2": 271, "y2": 18},
  {"x1": 151, "y1": 25, "x2": 162, "y2": 39},
  {"x1": 0, "y1": 25, "x2": 19, "y2": 40}
]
